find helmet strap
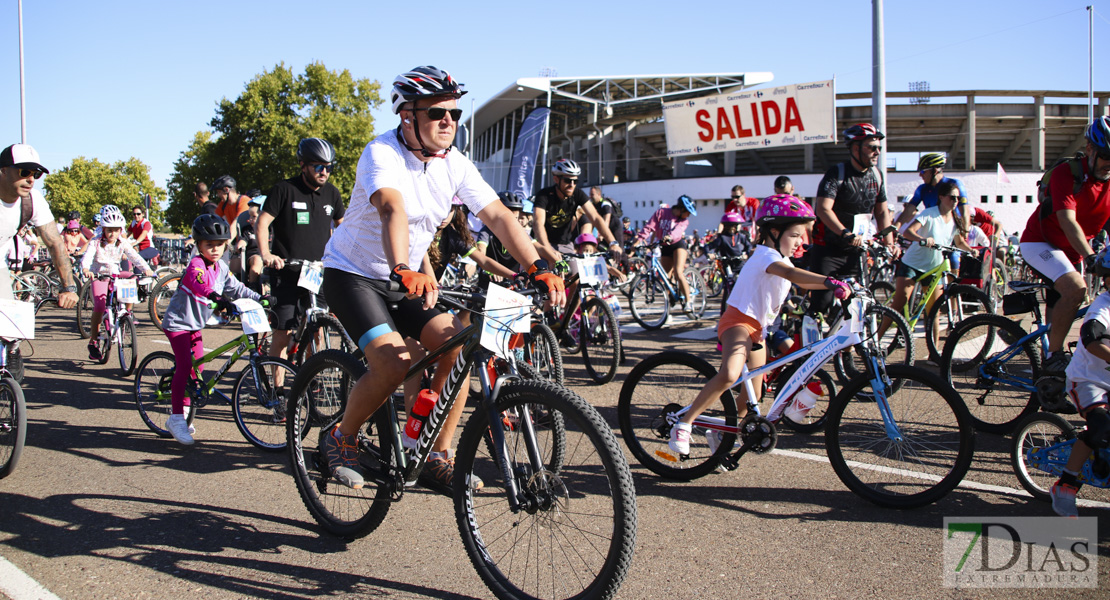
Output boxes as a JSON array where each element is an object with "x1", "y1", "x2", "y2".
[{"x1": 397, "y1": 109, "x2": 450, "y2": 160}]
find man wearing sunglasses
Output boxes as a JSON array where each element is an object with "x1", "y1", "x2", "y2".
[
  {"x1": 211, "y1": 175, "x2": 250, "y2": 241},
  {"x1": 0, "y1": 144, "x2": 78, "y2": 308},
  {"x1": 895, "y1": 153, "x2": 970, "y2": 233},
  {"x1": 127, "y1": 205, "x2": 159, "y2": 263},
  {"x1": 532, "y1": 158, "x2": 622, "y2": 264},
  {"x1": 1019, "y1": 116, "x2": 1110, "y2": 375},
  {"x1": 807, "y1": 123, "x2": 895, "y2": 317},
  {"x1": 315, "y1": 66, "x2": 564, "y2": 493},
  {"x1": 256, "y1": 137, "x2": 346, "y2": 368}
]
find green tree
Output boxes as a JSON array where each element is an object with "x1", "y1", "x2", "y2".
[
  {"x1": 43, "y1": 157, "x2": 167, "y2": 229},
  {"x1": 165, "y1": 62, "x2": 381, "y2": 232}
]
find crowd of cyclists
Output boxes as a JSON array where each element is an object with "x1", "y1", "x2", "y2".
[{"x1": 4, "y1": 64, "x2": 1110, "y2": 598}]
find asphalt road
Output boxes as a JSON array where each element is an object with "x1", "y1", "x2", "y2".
[{"x1": 1, "y1": 299, "x2": 1107, "y2": 600}]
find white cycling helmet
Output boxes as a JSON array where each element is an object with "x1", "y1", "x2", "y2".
[
  {"x1": 99, "y1": 205, "x2": 127, "y2": 228},
  {"x1": 551, "y1": 158, "x2": 581, "y2": 178}
]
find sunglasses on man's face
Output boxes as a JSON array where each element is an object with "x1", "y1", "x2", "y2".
[
  {"x1": 560, "y1": 177, "x2": 578, "y2": 185},
  {"x1": 412, "y1": 107, "x2": 464, "y2": 122},
  {"x1": 310, "y1": 164, "x2": 334, "y2": 174},
  {"x1": 731, "y1": 195, "x2": 742, "y2": 199},
  {"x1": 16, "y1": 168, "x2": 44, "y2": 180},
  {"x1": 1097, "y1": 149, "x2": 1110, "y2": 162}
]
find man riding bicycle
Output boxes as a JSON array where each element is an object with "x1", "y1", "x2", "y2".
[
  {"x1": 532, "y1": 158, "x2": 622, "y2": 264},
  {"x1": 319, "y1": 66, "x2": 564, "y2": 492},
  {"x1": 808, "y1": 123, "x2": 897, "y2": 316},
  {"x1": 1019, "y1": 116, "x2": 1110, "y2": 375}
]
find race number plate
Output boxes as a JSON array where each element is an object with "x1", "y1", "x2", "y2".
[
  {"x1": 115, "y1": 278, "x2": 138, "y2": 304},
  {"x1": 571, "y1": 256, "x2": 609, "y2": 287},
  {"x1": 480, "y1": 284, "x2": 531, "y2": 360},
  {"x1": 0, "y1": 299, "x2": 34, "y2": 340},
  {"x1": 233, "y1": 298, "x2": 271, "y2": 334},
  {"x1": 296, "y1": 261, "x2": 325, "y2": 294}
]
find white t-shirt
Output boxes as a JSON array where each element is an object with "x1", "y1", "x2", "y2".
[
  {"x1": 323, "y1": 129, "x2": 497, "y2": 280},
  {"x1": 725, "y1": 244, "x2": 792, "y2": 334},
  {"x1": 0, "y1": 188, "x2": 53, "y2": 252},
  {"x1": 900, "y1": 206, "x2": 958, "y2": 273},
  {"x1": 966, "y1": 225, "x2": 990, "y2": 248},
  {"x1": 1067, "y1": 291, "x2": 1110, "y2": 389}
]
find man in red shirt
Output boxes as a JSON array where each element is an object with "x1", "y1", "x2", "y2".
[
  {"x1": 971, "y1": 207, "x2": 1002, "y2": 239},
  {"x1": 1019, "y1": 117, "x2": 1110, "y2": 373}
]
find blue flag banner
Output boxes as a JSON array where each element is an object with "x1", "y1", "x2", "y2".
[{"x1": 507, "y1": 108, "x2": 550, "y2": 212}]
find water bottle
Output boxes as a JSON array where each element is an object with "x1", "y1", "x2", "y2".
[
  {"x1": 403, "y1": 389, "x2": 438, "y2": 450},
  {"x1": 784, "y1": 381, "x2": 825, "y2": 422},
  {"x1": 801, "y1": 315, "x2": 819, "y2": 346}
]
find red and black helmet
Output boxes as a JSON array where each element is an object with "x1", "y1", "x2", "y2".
[
  {"x1": 842, "y1": 123, "x2": 885, "y2": 145},
  {"x1": 391, "y1": 66, "x2": 467, "y2": 114}
]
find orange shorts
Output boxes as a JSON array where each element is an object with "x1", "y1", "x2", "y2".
[{"x1": 718, "y1": 305, "x2": 763, "y2": 342}]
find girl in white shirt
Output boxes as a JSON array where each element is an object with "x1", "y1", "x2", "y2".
[
  {"x1": 80, "y1": 206, "x2": 153, "y2": 361},
  {"x1": 669, "y1": 195, "x2": 850, "y2": 454}
]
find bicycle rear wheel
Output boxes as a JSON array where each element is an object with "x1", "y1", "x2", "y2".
[
  {"x1": 617, "y1": 351, "x2": 738, "y2": 480},
  {"x1": 148, "y1": 271, "x2": 180, "y2": 330},
  {"x1": 775, "y1": 362, "x2": 837, "y2": 434},
  {"x1": 117, "y1": 314, "x2": 138, "y2": 376},
  {"x1": 824, "y1": 364, "x2": 975, "y2": 508},
  {"x1": 454, "y1": 379, "x2": 636, "y2": 600},
  {"x1": 286, "y1": 350, "x2": 394, "y2": 538},
  {"x1": 1010, "y1": 412, "x2": 1076, "y2": 502},
  {"x1": 681, "y1": 267, "x2": 707, "y2": 320},
  {"x1": 940, "y1": 314, "x2": 1040, "y2": 434},
  {"x1": 233, "y1": 355, "x2": 297, "y2": 451},
  {"x1": 524, "y1": 323, "x2": 564, "y2": 386},
  {"x1": 627, "y1": 273, "x2": 670, "y2": 330},
  {"x1": 580, "y1": 296, "x2": 621, "y2": 385},
  {"x1": 0, "y1": 376, "x2": 27, "y2": 479},
  {"x1": 292, "y1": 313, "x2": 353, "y2": 366},
  {"x1": 135, "y1": 351, "x2": 194, "y2": 437}
]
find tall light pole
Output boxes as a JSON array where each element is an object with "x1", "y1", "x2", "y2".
[
  {"x1": 1089, "y1": 5, "x2": 1095, "y2": 123},
  {"x1": 872, "y1": 0, "x2": 887, "y2": 181},
  {"x1": 18, "y1": 0, "x2": 27, "y2": 142}
]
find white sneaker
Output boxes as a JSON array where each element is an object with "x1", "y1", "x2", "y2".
[
  {"x1": 167, "y1": 414, "x2": 194, "y2": 445},
  {"x1": 705, "y1": 429, "x2": 740, "y2": 454},
  {"x1": 669, "y1": 423, "x2": 692, "y2": 455},
  {"x1": 183, "y1": 407, "x2": 196, "y2": 435}
]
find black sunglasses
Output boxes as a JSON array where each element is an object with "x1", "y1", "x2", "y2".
[
  {"x1": 559, "y1": 177, "x2": 578, "y2": 184},
  {"x1": 311, "y1": 164, "x2": 334, "y2": 174},
  {"x1": 17, "y1": 168, "x2": 44, "y2": 180},
  {"x1": 1097, "y1": 149, "x2": 1110, "y2": 162},
  {"x1": 412, "y1": 107, "x2": 464, "y2": 122},
  {"x1": 730, "y1": 195, "x2": 742, "y2": 199}
]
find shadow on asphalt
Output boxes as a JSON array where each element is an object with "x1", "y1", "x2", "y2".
[{"x1": 0, "y1": 491, "x2": 483, "y2": 600}]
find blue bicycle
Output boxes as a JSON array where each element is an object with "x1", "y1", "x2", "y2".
[
  {"x1": 1011, "y1": 411, "x2": 1110, "y2": 503},
  {"x1": 939, "y1": 280, "x2": 1087, "y2": 434},
  {"x1": 626, "y1": 242, "x2": 706, "y2": 329}
]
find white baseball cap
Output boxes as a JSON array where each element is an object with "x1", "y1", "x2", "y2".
[{"x1": 0, "y1": 143, "x2": 49, "y2": 174}]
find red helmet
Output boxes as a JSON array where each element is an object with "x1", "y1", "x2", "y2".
[{"x1": 842, "y1": 123, "x2": 885, "y2": 145}]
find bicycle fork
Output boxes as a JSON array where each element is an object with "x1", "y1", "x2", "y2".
[{"x1": 864, "y1": 352, "x2": 903, "y2": 442}]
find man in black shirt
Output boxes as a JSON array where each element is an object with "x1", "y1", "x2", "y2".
[
  {"x1": 532, "y1": 158, "x2": 621, "y2": 263},
  {"x1": 808, "y1": 123, "x2": 896, "y2": 315},
  {"x1": 256, "y1": 137, "x2": 346, "y2": 366}
]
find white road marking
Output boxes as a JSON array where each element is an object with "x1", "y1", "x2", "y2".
[{"x1": 0, "y1": 556, "x2": 61, "y2": 600}]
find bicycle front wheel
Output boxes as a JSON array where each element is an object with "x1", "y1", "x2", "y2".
[
  {"x1": 681, "y1": 267, "x2": 707, "y2": 320},
  {"x1": 454, "y1": 379, "x2": 636, "y2": 600},
  {"x1": 76, "y1": 281, "x2": 94, "y2": 338},
  {"x1": 148, "y1": 271, "x2": 180, "y2": 330},
  {"x1": 627, "y1": 273, "x2": 670, "y2": 330},
  {"x1": 117, "y1": 314, "x2": 138, "y2": 376},
  {"x1": 940, "y1": 314, "x2": 1039, "y2": 434},
  {"x1": 832, "y1": 303, "x2": 914, "y2": 387},
  {"x1": 824, "y1": 364, "x2": 975, "y2": 508},
  {"x1": 924, "y1": 284, "x2": 993, "y2": 362},
  {"x1": 1010, "y1": 412, "x2": 1076, "y2": 502},
  {"x1": 286, "y1": 350, "x2": 394, "y2": 538},
  {"x1": 580, "y1": 296, "x2": 621, "y2": 385},
  {"x1": 524, "y1": 323, "x2": 564, "y2": 386},
  {"x1": 0, "y1": 376, "x2": 27, "y2": 479},
  {"x1": 617, "y1": 351, "x2": 738, "y2": 480},
  {"x1": 292, "y1": 313, "x2": 353, "y2": 366},
  {"x1": 233, "y1": 355, "x2": 297, "y2": 451}
]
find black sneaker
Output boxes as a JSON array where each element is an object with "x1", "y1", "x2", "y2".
[
  {"x1": 1043, "y1": 351, "x2": 1072, "y2": 376},
  {"x1": 88, "y1": 343, "x2": 102, "y2": 361}
]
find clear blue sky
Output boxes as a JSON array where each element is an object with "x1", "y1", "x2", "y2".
[{"x1": 2, "y1": 0, "x2": 1105, "y2": 191}]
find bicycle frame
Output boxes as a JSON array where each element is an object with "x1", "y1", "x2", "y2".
[
  {"x1": 188, "y1": 334, "x2": 259, "y2": 405},
  {"x1": 972, "y1": 303, "x2": 1089, "y2": 393},
  {"x1": 900, "y1": 258, "x2": 951, "y2": 327},
  {"x1": 1025, "y1": 438, "x2": 1110, "y2": 488}
]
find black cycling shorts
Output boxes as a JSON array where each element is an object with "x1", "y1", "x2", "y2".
[
  {"x1": 322, "y1": 267, "x2": 443, "y2": 350},
  {"x1": 661, "y1": 239, "x2": 688, "y2": 258},
  {"x1": 271, "y1": 265, "x2": 329, "y2": 331}
]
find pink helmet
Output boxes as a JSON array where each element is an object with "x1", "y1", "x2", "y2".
[
  {"x1": 720, "y1": 212, "x2": 742, "y2": 225},
  {"x1": 66, "y1": 219, "x2": 81, "y2": 230},
  {"x1": 755, "y1": 194, "x2": 815, "y2": 228},
  {"x1": 575, "y1": 232, "x2": 598, "y2": 246}
]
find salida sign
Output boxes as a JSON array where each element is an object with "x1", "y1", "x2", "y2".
[{"x1": 661, "y1": 80, "x2": 836, "y2": 158}]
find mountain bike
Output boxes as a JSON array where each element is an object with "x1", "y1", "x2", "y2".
[
  {"x1": 541, "y1": 253, "x2": 623, "y2": 384},
  {"x1": 619, "y1": 282, "x2": 975, "y2": 508},
  {"x1": 83, "y1": 273, "x2": 150, "y2": 375},
  {"x1": 273, "y1": 259, "x2": 353, "y2": 366},
  {"x1": 134, "y1": 298, "x2": 295, "y2": 451},
  {"x1": 939, "y1": 280, "x2": 1086, "y2": 434},
  {"x1": 1011, "y1": 412, "x2": 1110, "y2": 502},
  {"x1": 286, "y1": 283, "x2": 636, "y2": 600},
  {"x1": 626, "y1": 242, "x2": 707, "y2": 329},
  {"x1": 0, "y1": 299, "x2": 33, "y2": 479}
]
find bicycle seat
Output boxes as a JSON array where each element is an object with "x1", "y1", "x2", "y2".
[{"x1": 1008, "y1": 281, "x2": 1050, "y2": 294}]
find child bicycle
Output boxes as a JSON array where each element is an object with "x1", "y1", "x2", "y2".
[
  {"x1": 618, "y1": 282, "x2": 976, "y2": 508},
  {"x1": 85, "y1": 273, "x2": 153, "y2": 375},
  {"x1": 1011, "y1": 411, "x2": 1110, "y2": 505},
  {"x1": 542, "y1": 252, "x2": 623, "y2": 384},
  {"x1": 285, "y1": 283, "x2": 636, "y2": 600},
  {"x1": 134, "y1": 297, "x2": 296, "y2": 451}
]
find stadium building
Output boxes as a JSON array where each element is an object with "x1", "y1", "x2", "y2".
[{"x1": 467, "y1": 72, "x2": 1109, "y2": 236}]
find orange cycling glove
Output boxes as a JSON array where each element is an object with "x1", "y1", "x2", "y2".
[
  {"x1": 390, "y1": 263, "x2": 437, "y2": 296},
  {"x1": 527, "y1": 260, "x2": 565, "y2": 297}
]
